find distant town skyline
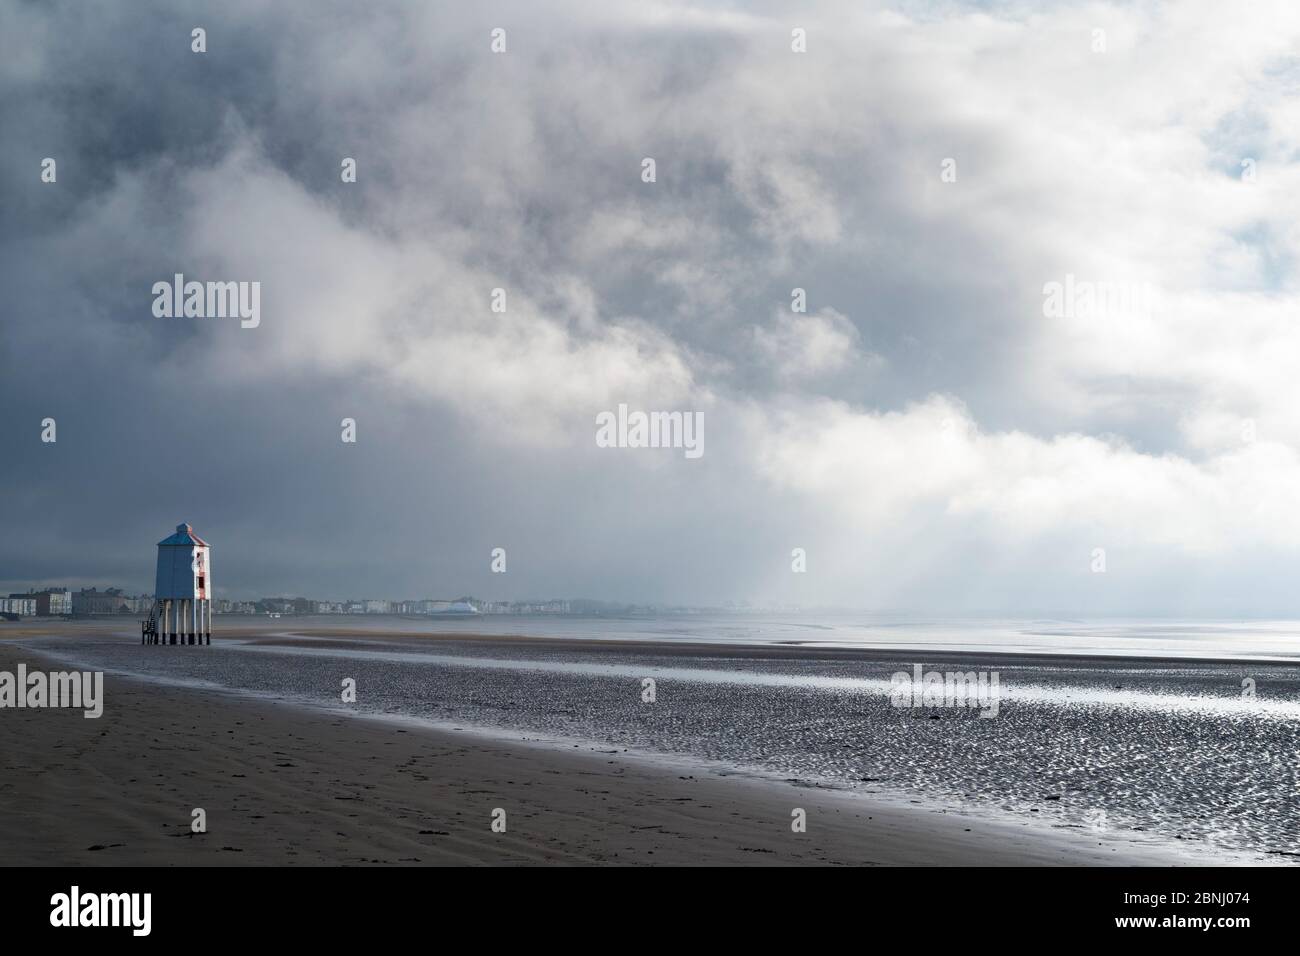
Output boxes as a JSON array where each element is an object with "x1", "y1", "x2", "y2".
[{"x1": 2, "y1": 583, "x2": 818, "y2": 618}]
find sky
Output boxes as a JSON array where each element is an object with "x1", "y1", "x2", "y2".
[{"x1": 3, "y1": 0, "x2": 1300, "y2": 614}]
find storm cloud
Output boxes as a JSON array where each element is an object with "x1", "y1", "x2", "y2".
[{"x1": 3, "y1": 0, "x2": 1300, "y2": 613}]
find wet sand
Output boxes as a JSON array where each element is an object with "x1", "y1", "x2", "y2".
[{"x1": 0, "y1": 638, "x2": 1251, "y2": 866}]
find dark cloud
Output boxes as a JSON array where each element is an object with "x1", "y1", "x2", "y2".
[{"x1": 4, "y1": 0, "x2": 1300, "y2": 613}]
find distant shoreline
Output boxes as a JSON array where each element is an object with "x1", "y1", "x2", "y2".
[{"x1": 6, "y1": 615, "x2": 1300, "y2": 666}]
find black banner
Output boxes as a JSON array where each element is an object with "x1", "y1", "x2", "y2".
[{"x1": 0, "y1": 866, "x2": 1279, "y2": 943}]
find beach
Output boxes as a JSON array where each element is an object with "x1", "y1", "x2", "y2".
[{"x1": 2, "y1": 620, "x2": 1289, "y2": 866}]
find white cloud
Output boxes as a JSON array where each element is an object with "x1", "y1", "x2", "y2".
[
  {"x1": 173, "y1": 144, "x2": 699, "y2": 441},
  {"x1": 749, "y1": 393, "x2": 1300, "y2": 559},
  {"x1": 753, "y1": 307, "x2": 870, "y2": 380}
]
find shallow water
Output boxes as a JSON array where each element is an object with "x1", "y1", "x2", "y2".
[
  {"x1": 244, "y1": 612, "x2": 1300, "y2": 660},
  {"x1": 20, "y1": 628, "x2": 1300, "y2": 861}
]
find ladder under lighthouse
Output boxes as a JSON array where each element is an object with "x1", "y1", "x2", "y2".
[{"x1": 141, "y1": 604, "x2": 159, "y2": 644}]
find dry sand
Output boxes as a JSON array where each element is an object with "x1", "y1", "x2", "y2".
[{"x1": 0, "y1": 640, "x2": 1250, "y2": 866}]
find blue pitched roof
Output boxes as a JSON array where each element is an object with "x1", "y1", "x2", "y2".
[{"x1": 157, "y1": 523, "x2": 210, "y2": 548}]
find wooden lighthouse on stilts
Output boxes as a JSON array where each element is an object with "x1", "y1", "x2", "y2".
[{"x1": 142, "y1": 522, "x2": 212, "y2": 645}]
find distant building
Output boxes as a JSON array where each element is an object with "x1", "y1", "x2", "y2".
[
  {"x1": 428, "y1": 600, "x2": 477, "y2": 615},
  {"x1": 213, "y1": 600, "x2": 256, "y2": 615},
  {"x1": 0, "y1": 597, "x2": 37, "y2": 618},
  {"x1": 477, "y1": 600, "x2": 567, "y2": 615},
  {"x1": 72, "y1": 587, "x2": 130, "y2": 616},
  {"x1": 7, "y1": 588, "x2": 72, "y2": 616}
]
